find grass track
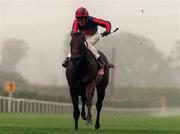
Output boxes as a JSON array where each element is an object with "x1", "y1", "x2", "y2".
[{"x1": 0, "y1": 113, "x2": 180, "y2": 134}]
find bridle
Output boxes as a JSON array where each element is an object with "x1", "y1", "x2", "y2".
[{"x1": 70, "y1": 34, "x2": 87, "y2": 61}]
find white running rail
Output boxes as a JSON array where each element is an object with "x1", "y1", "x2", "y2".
[
  {"x1": 1, "y1": 95, "x2": 180, "y2": 115},
  {"x1": 0, "y1": 95, "x2": 72, "y2": 114}
]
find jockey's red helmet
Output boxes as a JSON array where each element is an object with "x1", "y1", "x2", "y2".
[{"x1": 75, "y1": 7, "x2": 89, "y2": 18}]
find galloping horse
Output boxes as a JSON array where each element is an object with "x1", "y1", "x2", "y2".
[{"x1": 66, "y1": 32, "x2": 114, "y2": 130}]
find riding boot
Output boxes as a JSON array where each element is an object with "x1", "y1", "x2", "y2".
[
  {"x1": 62, "y1": 57, "x2": 69, "y2": 68},
  {"x1": 97, "y1": 57, "x2": 105, "y2": 69}
]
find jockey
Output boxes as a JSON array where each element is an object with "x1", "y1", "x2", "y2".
[{"x1": 62, "y1": 7, "x2": 111, "y2": 70}]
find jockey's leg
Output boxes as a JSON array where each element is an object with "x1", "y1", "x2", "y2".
[
  {"x1": 86, "y1": 32, "x2": 104, "y2": 69},
  {"x1": 62, "y1": 53, "x2": 71, "y2": 67},
  {"x1": 87, "y1": 45, "x2": 104, "y2": 69}
]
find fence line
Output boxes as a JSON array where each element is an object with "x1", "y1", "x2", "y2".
[
  {"x1": 1, "y1": 95, "x2": 180, "y2": 115},
  {"x1": 0, "y1": 96, "x2": 72, "y2": 114}
]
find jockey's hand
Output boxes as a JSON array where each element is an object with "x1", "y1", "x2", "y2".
[{"x1": 101, "y1": 31, "x2": 110, "y2": 37}]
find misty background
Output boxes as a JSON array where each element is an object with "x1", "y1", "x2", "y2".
[{"x1": 0, "y1": 0, "x2": 180, "y2": 107}]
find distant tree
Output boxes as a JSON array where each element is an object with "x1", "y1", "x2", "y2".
[
  {"x1": 168, "y1": 40, "x2": 180, "y2": 84},
  {"x1": 97, "y1": 32, "x2": 177, "y2": 87},
  {"x1": 0, "y1": 39, "x2": 28, "y2": 73},
  {"x1": 0, "y1": 39, "x2": 29, "y2": 90},
  {"x1": 173, "y1": 40, "x2": 180, "y2": 59}
]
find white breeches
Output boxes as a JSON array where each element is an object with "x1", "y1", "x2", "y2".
[{"x1": 68, "y1": 32, "x2": 100, "y2": 59}]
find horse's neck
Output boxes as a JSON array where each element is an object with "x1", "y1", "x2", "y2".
[
  {"x1": 71, "y1": 49, "x2": 98, "y2": 81},
  {"x1": 85, "y1": 49, "x2": 97, "y2": 62}
]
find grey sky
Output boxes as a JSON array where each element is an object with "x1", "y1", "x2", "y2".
[{"x1": 0, "y1": 0, "x2": 180, "y2": 85}]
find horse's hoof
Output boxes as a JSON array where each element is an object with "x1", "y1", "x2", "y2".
[
  {"x1": 81, "y1": 113, "x2": 86, "y2": 120},
  {"x1": 95, "y1": 124, "x2": 100, "y2": 129},
  {"x1": 82, "y1": 117, "x2": 87, "y2": 120},
  {"x1": 75, "y1": 125, "x2": 78, "y2": 130},
  {"x1": 81, "y1": 114, "x2": 86, "y2": 120}
]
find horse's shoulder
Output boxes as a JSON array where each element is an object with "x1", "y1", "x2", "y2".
[{"x1": 86, "y1": 49, "x2": 96, "y2": 59}]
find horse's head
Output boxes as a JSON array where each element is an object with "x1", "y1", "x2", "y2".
[{"x1": 70, "y1": 32, "x2": 87, "y2": 62}]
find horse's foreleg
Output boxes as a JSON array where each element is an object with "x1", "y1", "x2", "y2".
[
  {"x1": 73, "y1": 97, "x2": 80, "y2": 130},
  {"x1": 71, "y1": 91, "x2": 80, "y2": 130}
]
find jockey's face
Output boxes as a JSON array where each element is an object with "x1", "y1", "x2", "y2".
[{"x1": 77, "y1": 17, "x2": 87, "y2": 26}]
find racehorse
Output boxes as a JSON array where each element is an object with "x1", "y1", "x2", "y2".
[{"x1": 66, "y1": 32, "x2": 114, "y2": 130}]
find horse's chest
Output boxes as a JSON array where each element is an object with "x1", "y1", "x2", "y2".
[{"x1": 75, "y1": 68, "x2": 88, "y2": 79}]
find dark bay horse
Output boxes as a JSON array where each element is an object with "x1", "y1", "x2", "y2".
[{"x1": 66, "y1": 32, "x2": 113, "y2": 130}]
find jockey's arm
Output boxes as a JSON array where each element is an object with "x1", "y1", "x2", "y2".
[
  {"x1": 72, "y1": 19, "x2": 79, "y2": 33},
  {"x1": 91, "y1": 17, "x2": 111, "y2": 33}
]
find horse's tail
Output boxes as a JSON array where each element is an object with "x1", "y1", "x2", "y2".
[{"x1": 108, "y1": 63, "x2": 114, "y2": 69}]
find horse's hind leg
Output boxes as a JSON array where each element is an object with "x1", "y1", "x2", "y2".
[
  {"x1": 86, "y1": 81, "x2": 95, "y2": 124},
  {"x1": 86, "y1": 88, "x2": 94, "y2": 124},
  {"x1": 95, "y1": 83, "x2": 107, "y2": 129}
]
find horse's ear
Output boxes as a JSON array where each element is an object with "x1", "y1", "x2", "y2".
[
  {"x1": 70, "y1": 31, "x2": 82, "y2": 37},
  {"x1": 71, "y1": 31, "x2": 85, "y2": 38}
]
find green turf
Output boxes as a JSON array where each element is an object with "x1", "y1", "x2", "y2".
[{"x1": 0, "y1": 113, "x2": 180, "y2": 134}]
